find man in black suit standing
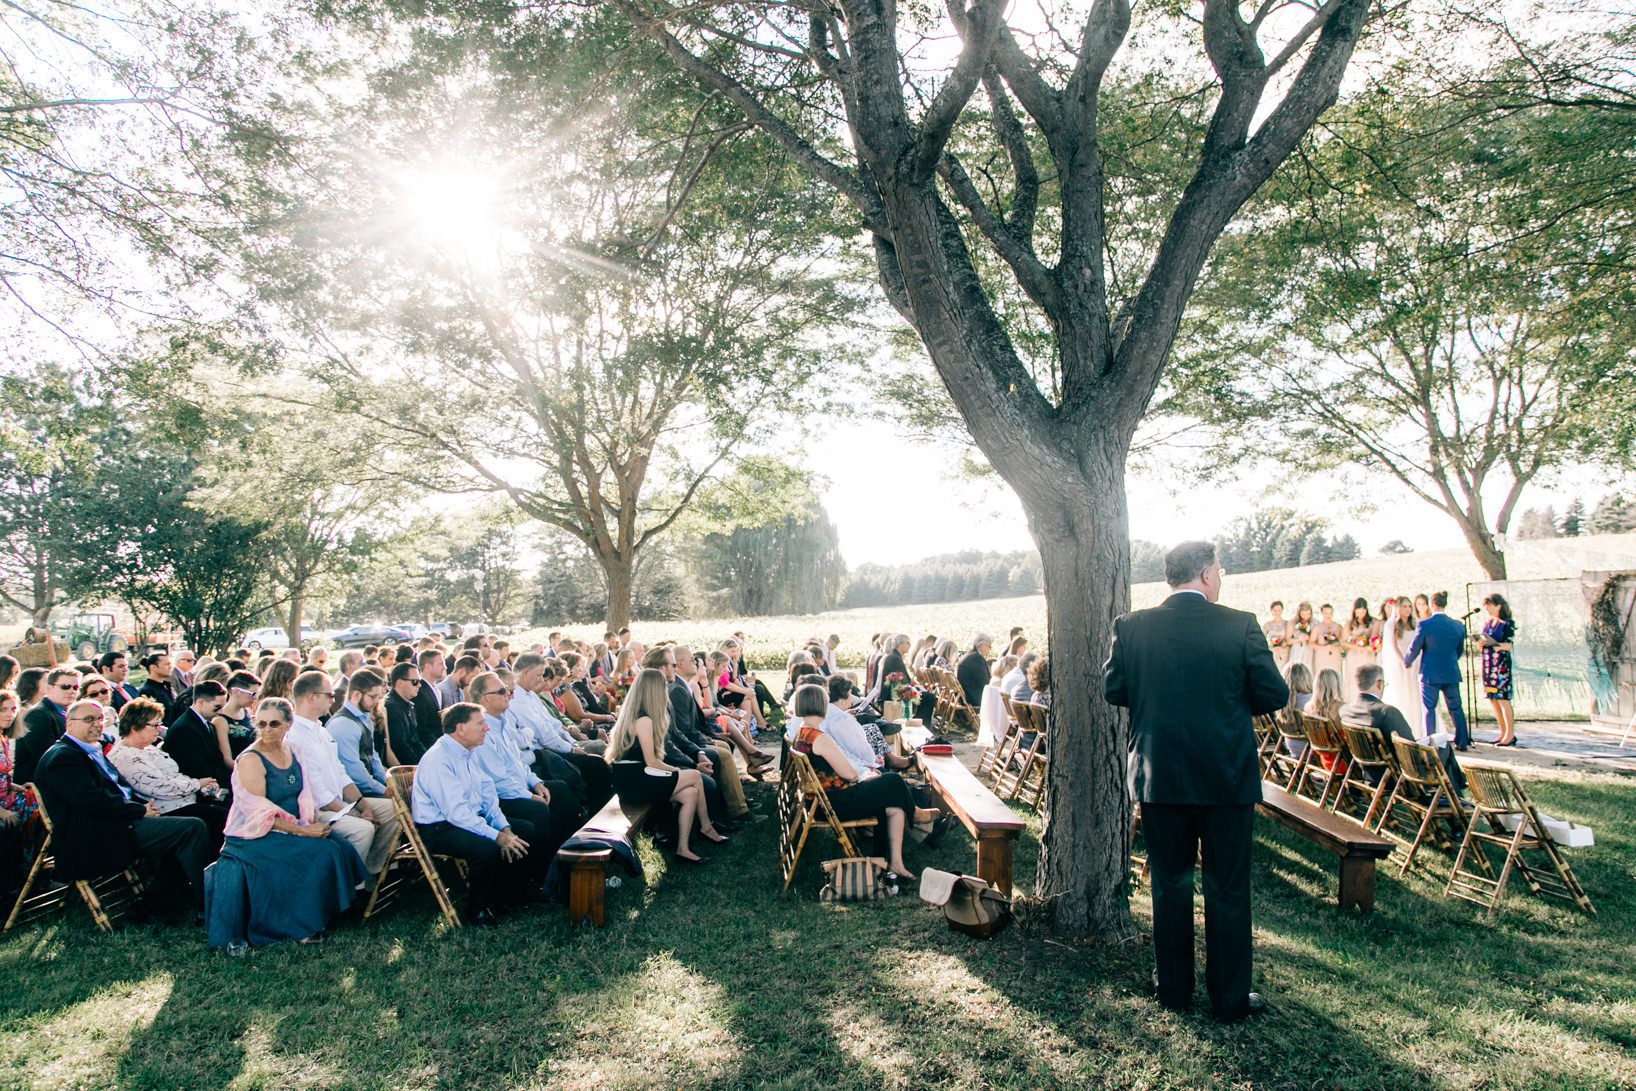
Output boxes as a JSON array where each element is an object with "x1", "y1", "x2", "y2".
[
  {"x1": 955, "y1": 634, "x2": 993, "y2": 709},
  {"x1": 1105, "y1": 541, "x2": 1287, "y2": 1022},
  {"x1": 33, "y1": 698, "x2": 211, "y2": 904},
  {"x1": 13, "y1": 667, "x2": 79, "y2": 784}
]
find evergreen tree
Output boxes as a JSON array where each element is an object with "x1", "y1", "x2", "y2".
[{"x1": 1560, "y1": 498, "x2": 1586, "y2": 537}]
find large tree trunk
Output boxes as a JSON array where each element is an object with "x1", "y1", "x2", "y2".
[
  {"x1": 1452, "y1": 513, "x2": 1508, "y2": 580},
  {"x1": 286, "y1": 592, "x2": 304, "y2": 652},
  {"x1": 602, "y1": 554, "x2": 634, "y2": 630},
  {"x1": 1023, "y1": 440, "x2": 1137, "y2": 937}
]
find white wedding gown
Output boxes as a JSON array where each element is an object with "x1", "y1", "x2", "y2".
[{"x1": 1380, "y1": 617, "x2": 1425, "y2": 733}]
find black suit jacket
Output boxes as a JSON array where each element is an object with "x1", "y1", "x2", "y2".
[
  {"x1": 107, "y1": 681, "x2": 138, "y2": 711},
  {"x1": 1338, "y1": 692, "x2": 1414, "y2": 750},
  {"x1": 411, "y1": 683, "x2": 442, "y2": 752},
  {"x1": 137, "y1": 679, "x2": 176, "y2": 723},
  {"x1": 1104, "y1": 592, "x2": 1288, "y2": 806},
  {"x1": 572, "y1": 680, "x2": 607, "y2": 717},
  {"x1": 384, "y1": 692, "x2": 429, "y2": 766},
  {"x1": 32, "y1": 737, "x2": 147, "y2": 880},
  {"x1": 14, "y1": 699, "x2": 67, "y2": 785},
  {"x1": 956, "y1": 651, "x2": 990, "y2": 708},
  {"x1": 161, "y1": 708, "x2": 232, "y2": 784},
  {"x1": 880, "y1": 651, "x2": 909, "y2": 696}
]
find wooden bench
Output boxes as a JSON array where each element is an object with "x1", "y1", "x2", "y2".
[
  {"x1": 1257, "y1": 781, "x2": 1393, "y2": 912},
  {"x1": 917, "y1": 753, "x2": 1026, "y2": 895},
  {"x1": 557, "y1": 795, "x2": 654, "y2": 928}
]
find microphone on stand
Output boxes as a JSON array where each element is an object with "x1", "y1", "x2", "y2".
[{"x1": 1460, "y1": 608, "x2": 1481, "y2": 621}]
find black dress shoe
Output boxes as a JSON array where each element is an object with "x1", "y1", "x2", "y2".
[{"x1": 470, "y1": 908, "x2": 500, "y2": 928}]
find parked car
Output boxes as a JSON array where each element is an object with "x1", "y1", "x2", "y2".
[
  {"x1": 393, "y1": 623, "x2": 429, "y2": 641},
  {"x1": 329, "y1": 623, "x2": 413, "y2": 649},
  {"x1": 242, "y1": 626, "x2": 324, "y2": 650},
  {"x1": 428, "y1": 622, "x2": 464, "y2": 640}
]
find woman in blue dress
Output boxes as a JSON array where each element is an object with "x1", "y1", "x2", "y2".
[
  {"x1": 1480, "y1": 594, "x2": 1518, "y2": 747},
  {"x1": 205, "y1": 697, "x2": 365, "y2": 952}
]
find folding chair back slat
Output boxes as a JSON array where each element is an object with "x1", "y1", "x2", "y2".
[
  {"x1": 1264, "y1": 709, "x2": 1310, "y2": 788},
  {"x1": 1293, "y1": 713, "x2": 1348, "y2": 810},
  {"x1": 1012, "y1": 703, "x2": 1049, "y2": 812},
  {"x1": 1335, "y1": 723, "x2": 1398, "y2": 830},
  {"x1": 1384, "y1": 737, "x2": 1486, "y2": 879},
  {"x1": 362, "y1": 765, "x2": 465, "y2": 927}
]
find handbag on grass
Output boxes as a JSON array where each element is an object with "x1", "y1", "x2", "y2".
[
  {"x1": 819, "y1": 857, "x2": 896, "y2": 901},
  {"x1": 919, "y1": 868, "x2": 1012, "y2": 938}
]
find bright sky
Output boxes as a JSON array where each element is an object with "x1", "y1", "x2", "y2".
[{"x1": 811, "y1": 414, "x2": 1619, "y2": 569}]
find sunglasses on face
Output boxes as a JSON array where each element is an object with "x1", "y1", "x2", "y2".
[
  {"x1": 479, "y1": 688, "x2": 512, "y2": 698},
  {"x1": 55, "y1": 682, "x2": 81, "y2": 692},
  {"x1": 254, "y1": 718, "x2": 288, "y2": 728}
]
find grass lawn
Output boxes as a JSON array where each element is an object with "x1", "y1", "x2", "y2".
[{"x1": 2, "y1": 765, "x2": 1633, "y2": 1090}]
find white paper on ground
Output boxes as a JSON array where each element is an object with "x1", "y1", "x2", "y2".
[{"x1": 1495, "y1": 810, "x2": 1595, "y2": 848}]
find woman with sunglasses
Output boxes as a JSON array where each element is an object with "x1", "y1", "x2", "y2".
[
  {"x1": 211, "y1": 671, "x2": 262, "y2": 768},
  {"x1": 205, "y1": 697, "x2": 366, "y2": 952},
  {"x1": 77, "y1": 679, "x2": 119, "y2": 745}
]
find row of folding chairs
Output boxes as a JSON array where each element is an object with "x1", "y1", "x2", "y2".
[
  {"x1": 913, "y1": 667, "x2": 978, "y2": 730},
  {"x1": 4, "y1": 767, "x2": 470, "y2": 934},
  {"x1": 972, "y1": 694, "x2": 1047, "y2": 813},
  {"x1": 1256, "y1": 711, "x2": 1594, "y2": 916},
  {"x1": 777, "y1": 750, "x2": 876, "y2": 891}
]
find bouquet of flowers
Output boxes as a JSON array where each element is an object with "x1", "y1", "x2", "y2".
[
  {"x1": 1370, "y1": 634, "x2": 1383, "y2": 651},
  {"x1": 1350, "y1": 632, "x2": 1372, "y2": 649},
  {"x1": 1269, "y1": 634, "x2": 1285, "y2": 648},
  {"x1": 885, "y1": 672, "x2": 921, "y2": 701}
]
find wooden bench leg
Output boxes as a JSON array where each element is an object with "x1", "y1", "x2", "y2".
[
  {"x1": 1338, "y1": 856, "x2": 1376, "y2": 913},
  {"x1": 976, "y1": 833, "x2": 1015, "y2": 897},
  {"x1": 567, "y1": 856, "x2": 609, "y2": 927}
]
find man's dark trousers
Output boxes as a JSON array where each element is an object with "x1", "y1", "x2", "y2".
[{"x1": 1141, "y1": 801, "x2": 1254, "y2": 1020}]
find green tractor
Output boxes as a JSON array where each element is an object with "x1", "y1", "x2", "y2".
[{"x1": 50, "y1": 613, "x2": 130, "y2": 663}]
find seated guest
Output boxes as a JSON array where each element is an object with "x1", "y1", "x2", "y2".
[
  {"x1": 14, "y1": 667, "x2": 79, "y2": 785},
  {"x1": 1278, "y1": 662, "x2": 1314, "y2": 759},
  {"x1": 161, "y1": 681, "x2": 234, "y2": 785},
  {"x1": 1341, "y1": 663, "x2": 1466, "y2": 793},
  {"x1": 511, "y1": 654, "x2": 611, "y2": 812},
  {"x1": 466, "y1": 672, "x2": 577, "y2": 855},
  {"x1": 383, "y1": 661, "x2": 437, "y2": 767},
  {"x1": 137, "y1": 652, "x2": 177, "y2": 723},
  {"x1": 603, "y1": 669, "x2": 726, "y2": 864},
  {"x1": 783, "y1": 652, "x2": 815, "y2": 702},
  {"x1": 1001, "y1": 652, "x2": 1039, "y2": 703},
  {"x1": 1, "y1": 688, "x2": 37, "y2": 899},
  {"x1": 78, "y1": 678, "x2": 119, "y2": 745},
  {"x1": 642, "y1": 648, "x2": 732, "y2": 824},
  {"x1": 664, "y1": 647, "x2": 751, "y2": 821},
  {"x1": 206, "y1": 697, "x2": 367, "y2": 950},
  {"x1": 957, "y1": 635, "x2": 994, "y2": 709},
  {"x1": 166, "y1": 661, "x2": 227, "y2": 725},
  {"x1": 33, "y1": 699, "x2": 211, "y2": 907},
  {"x1": 413, "y1": 702, "x2": 547, "y2": 924},
  {"x1": 325, "y1": 669, "x2": 389, "y2": 798},
  {"x1": 436, "y1": 654, "x2": 480, "y2": 710},
  {"x1": 285, "y1": 670, "x2": 399, "y2": 889},
  {"x1": 108, "y1": 697, "x2": 229, "y2": 848},
  {"x1": 927, "y1": 638, "x2": 958, "y2": 671},
  {"x1": 255, "y1": 658, "x2": 298, "y2": 703},
  {"x1": 557, "y1": 653, "x2": 614, "y2": 728},
  {"x1": 417, "y1": 648, "x2": 449, "y2": 710},
  {"x1": 98, "y1": 652, "x2": 139, "y2": 710},
  {"x1": 213, "y1": 671, "x2": 262, "y2": 765},
  {"x1": 788, "y1": 684, "x2": 936, "y2": 880},
  {"x1": 1027, "y1": 656, "x2": 1050, "y2": 709},
  {"x1": 680, "y1": 650, "x2": 770, "y2": 775}
]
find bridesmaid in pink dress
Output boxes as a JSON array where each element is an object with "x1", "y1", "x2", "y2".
[{"x1": 1263, "y1": 601, "x2": 1291, "y2": 669}]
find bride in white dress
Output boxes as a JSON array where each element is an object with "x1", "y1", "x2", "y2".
[{"x1": 1380, "y1": 597, "x2": 1424, "y2": 731}]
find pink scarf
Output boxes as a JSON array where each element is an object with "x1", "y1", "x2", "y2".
[{"x1": 222, "y1": 748, "x2": 321, "y2": 840}]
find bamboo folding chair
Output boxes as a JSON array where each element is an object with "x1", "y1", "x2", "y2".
[
  {"x1": 1264, "y1": 709, "x2": 1310, "y2": 789},
  {"x1": 362, "y1": 766, "x2": 467, "y2": 927},
  {"x1": 1013, "y1": 704, "x2": 1050, "y2": 812},
  {"x1": 1447, "y1": 761, "x2": 1596, "y2": 916},
  {"x1": 1383, "y1": 738, "x2": 1487, "y2": 879},
  {"x1": 937, "y1": 668, "x2": 978, "y2": 729},
  {"x1": 974, "y1": 709, "x2": 1017, "y2": 779},
  {"x1": 1293, "y1": 713, "x2": 1350, "y2": 810},
  {"x1": 1334, "y1": 724, "x2": 1399, "y2": 830},
  {"x1": 996, "y1": 703, "x2": 1048, "y2": 809},
  {"x1": 1253, "y1": 714, "x2": 1281, "y2": 778},
  {"x1": 4, "y1": 790, "x2": 146, "y2": 932},
  {"x1": 777, "y1": 751, "x2": 877, "y2": 892}
]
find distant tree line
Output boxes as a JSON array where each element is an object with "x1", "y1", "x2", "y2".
[
  {"x1": 1212, "y1": 508, "x2": 1362, "y2": 575},
  {"x1": 1516, "y1": 494, "x2": 1636, "y2": 540}
]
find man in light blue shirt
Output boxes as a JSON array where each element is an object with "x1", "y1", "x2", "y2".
[
  {"x1": 470, "y1": 672, "x2": 578, "y2": 853},
  {"x1": 326, "y1": 671, "x2": 388, "y2": 797},
  {"x1": 412, "y1": 702, "x2": 541, "y2": 924}
]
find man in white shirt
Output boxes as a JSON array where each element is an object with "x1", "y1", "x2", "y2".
[{"x1": 286, "y1": 669, "x2": 399, "y2": 886}]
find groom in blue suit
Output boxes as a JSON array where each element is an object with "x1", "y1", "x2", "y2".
[{"x1": 1403, "y1": 590, "x2": 1471, "y2": 749}]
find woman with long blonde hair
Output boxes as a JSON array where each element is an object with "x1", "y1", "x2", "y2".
[{"x1": 603, "y1": 668, "x2": 725, "y2": 864}]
